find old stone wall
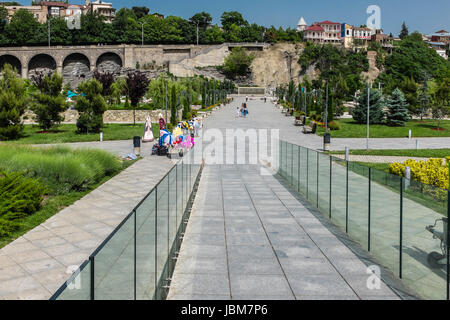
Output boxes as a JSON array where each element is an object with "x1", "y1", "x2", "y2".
[{"x1": 22, "y1": 109, "x2": 174, "y2": 124}]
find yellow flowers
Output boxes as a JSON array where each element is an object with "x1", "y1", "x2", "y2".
[{"x1": 389, "y1": 158, "x2": 449, "y2": 190}]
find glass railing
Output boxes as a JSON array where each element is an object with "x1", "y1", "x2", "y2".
[
  {"x1": 278, "y1": 139, "x2": 450, "y2": 300},
  {"x1": 50, "y1": 147, "x2": 202, "y2": 300}
]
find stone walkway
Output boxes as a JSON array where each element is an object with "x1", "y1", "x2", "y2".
[
  {"x1": 167, "y1": 98, "x2": 408, "y2": 300},
  {"x1": 0, "y1": 155, "x2": 174, "y2": 300},
  {"x1": 167, "y1": 164, "x2": 400, "y2": 300}
]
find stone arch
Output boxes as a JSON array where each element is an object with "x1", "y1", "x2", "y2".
[
  {"x1": 28, "y1": 53, "x2": 57, "y2": 78},
  {"x1": 63, "y1": 53, "x2": 91, "y2": 86},
  {"x1": 96, "y1": 52, "x2": 123, "y2": 74},
  {"x1": 0, "y1": 54, "x2": 22, "y2": 75}
]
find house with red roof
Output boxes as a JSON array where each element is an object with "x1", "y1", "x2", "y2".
[{"x1": 304, "y1": 20, "x2": 342, "y2": 44}]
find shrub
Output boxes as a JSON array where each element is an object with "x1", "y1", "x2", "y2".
[
  {"x1": 328, "y1": 121, "x2": 341, "y2": 131},
  {"x1": 75, "y1": 79, "x2": 107, "y2": 134},
  {"x1": 389, "y1": 158, "x2": 449, "y2": 190},
  {"x1": 31, "y1": 72, "x2": 68, "y2": 131},
  {"x1": 0, "y1": 172, "x2": 47, "y2": 237},
  {"x1": 0, "y1": 146, "x2": 121, "y2": 194}
]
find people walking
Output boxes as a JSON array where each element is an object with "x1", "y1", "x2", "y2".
[{"x1": 236, "y1": 106, "x2": 241, "y2": 118}]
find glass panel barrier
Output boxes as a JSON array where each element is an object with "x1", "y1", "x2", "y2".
[
  {"x1": 299, "y1": 146, "x2": 308, "y2": 194},
  {"x1": 347, "y1": 162, "x2": 369, "y2": 250},
  {"x1": 292, "y1": 144, "x2": 299, "y2": 192},
  {"x1": 370, "y1": 169, "x2": 401, "y2": 275},
  {"x1": 330, "y1": 156, "x2": 347, "y2": 230},
  {"x1": 156, "y1": 175, "x2": 169, "y2": 299},
  {"x1": 55, "y1": 261, "x2": 91, "y2": 300},
  {"x1": 136, "y1": 190, "x2": 156, "y2": 300},
  {"x1": 307, "y1": 149, "x2": 318, "y2": 206},
  {"x1": 403, "y1": 179, "x2": 448, "y2": 300},
  {"x1": 94, "y1": 212, "x2": 135, "y2": 300},
  {"x1": 317, "y1": 152, "x2": 331, "y2": 216}
]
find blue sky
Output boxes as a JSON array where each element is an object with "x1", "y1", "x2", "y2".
[{"x1": 19, "y1": 0, "x2": 450, "y2": 35}]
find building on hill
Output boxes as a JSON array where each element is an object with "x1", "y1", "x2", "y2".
[
  {"x1": 431, "y1": 30, "x2": 450, "y2": 44},
  {"x1": 318, "y1": 20, "x2": 341, "y2": 43},
  {"x1": 305, "y1": 20, "x2": 341, "y2": 44},
  {"x1": 304, "y1": 23, "x2": 325, "y2": 43},
  {"x1": 5, "y1": 0, "x2": 116, "y2": 23},
  {"x1": 85, "y1": 0, "x2": 116, "y2": 23},
  {"x1": 297, "y1": 17, "x2": 307, "y2": 32}
]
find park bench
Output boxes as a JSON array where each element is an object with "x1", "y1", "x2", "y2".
[{"x1": 303, "y1": 122, "x2": 317, "y2": 134}]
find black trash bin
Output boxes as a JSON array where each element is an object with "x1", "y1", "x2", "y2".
[
  {"x1": 133, "y1": 136, "x2": 141, "y2": 156},
  {"x1": 323, "y1": 133, "x2": 331, "y2": 151}
]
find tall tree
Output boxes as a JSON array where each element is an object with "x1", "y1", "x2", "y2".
[
  {"x1": 386, "y1": 88, "x2": 410, "y2": 126},
  {"x1": 31, "y1": 72, "x2": 67, "y2": 131},
  {"x1": 399, "y1": 22, "x2": 409, "y2": 39},
  {"x1": 431, "y1": 78, "x2": 450, "y2": 130},
  {"x1": 131, "y1": 6, "x2": 149, "y2": 19},
  {"x1": 353, "y1": 86, "x2": 385, "y2": 124},
  {"x1": 93, "y1": 71, "x2": 115, "y2": 98},
  {"x1": 170, "y1": 84, "x2": 178, "y2": 125},
  {"x1": 5, "y1": 9, "x2": 39, "y2": 45},
  {"x1": 189, "y1": 12, "x2": 212, "y2": 31},
  {"x1": 75, "y1": 79, "x2": 107, "y2": 133},
  {"x1": 221, "y1": 11, "x2": 248, "y2": 31},
  {"x1": 0, "y1": 64, "x2": 28, "y2": 140},
  {"x1": 125, "y1": 70, "x2": 149, "y2": 125}
]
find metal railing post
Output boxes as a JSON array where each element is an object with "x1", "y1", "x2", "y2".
[
  {"x1": 447, "y1": 189, "x2": 450, "y2": 300},
  {"x1": 298, "y1": 146, "x2": 301, "y2": 192},
  {"x1": 316, "y1": 152, "x2": 319, "y2": 207},
  {"x1": 368, "y1": 168, "x2": 371, "y2": 252},
  {"x1": 399, "y1": 178, "x2": 403, "y2": 279},
  {"x1": 89, "y1": 255, "x2": 94, "y2": 300},
  {"x1": 154, "y1": 187, "x2": 158, "y2": 298},
  {"x1": 346, "y1": 161, "x2": 349, "y2": 234},
  {"x1": 329, "y1": 156, "x2": 332, "y2": 219},
  {"x1": 134, "y1": 210, "x2": 136, "y2": 300}
]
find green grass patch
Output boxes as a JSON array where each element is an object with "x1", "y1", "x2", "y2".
[
  {"x1": 0, "y1": 145, "x2": 124, "y2": 193},
  {"x1": 1, "y1": 123, "x2": 160, "y2": 145},
  {"x1": 0, "y1": 159, "x2": 136, "y2": 248},
  {"x1": 317, "y1": 118, "x2": 450, "y2": 138},
  {"x1": 329, "y1": 149, "x2": 450, "y2": 158}
]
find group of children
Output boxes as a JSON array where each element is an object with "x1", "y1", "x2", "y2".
[{"x1": 236, "y1": 103, "x2": 249, "y2": 118}]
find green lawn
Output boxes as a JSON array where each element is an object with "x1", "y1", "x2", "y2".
[
  {"x1": 317, "y1": 118, "x2": 450, "y2": 138},
  {"x1": 1, "y1": 123, "x2": 160, "y2": 145},
  {"x1": 329, "y1": 149, "x2": 450, "y2": 158},
  {"x1": 0, "y1": 157, "x2": 137, "y2": 249}
]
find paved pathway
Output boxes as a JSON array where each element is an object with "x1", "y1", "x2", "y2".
[
  {"x1": 167, "y1": 98, "x2": 405, "y2": 300},
  {"x1": 0, "y1": 155, "x2": 174, "y2": 299}
]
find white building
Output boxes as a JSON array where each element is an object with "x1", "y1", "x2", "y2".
[{"x1": 297, "y1": 17, "x2": 307, "y2": 32}]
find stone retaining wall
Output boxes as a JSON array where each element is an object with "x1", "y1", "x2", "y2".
[{"x1": 22, "y1": 109, "x2": 175, "y2": 124}]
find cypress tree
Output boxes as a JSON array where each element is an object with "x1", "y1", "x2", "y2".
[
  {"x1": 386, "y1": 88, "x2": 410, "y2": 126},
  {"x1": 170, "y1": 85, "x2": 178, "y2": 126}
]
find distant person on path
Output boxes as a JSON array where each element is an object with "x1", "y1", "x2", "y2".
[
  {"x1": 264, "y1": 96, "x2": 267, "y2": 103},
  {"x1": 246, "y1": 96, "x2": 248, "y2": 102},
  {"x1": 242, "y1": 103, "x2": 248, "y2": 118}
]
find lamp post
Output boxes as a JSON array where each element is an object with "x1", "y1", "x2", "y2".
[
  {"x1": 139, "y1": 21, "x2": 146, "y2": 46},
  {"x1": 47, "y1": 14, "x2": 51, "y2": 47},
  {"x1": 196, "y1": 21, "x2": 199, "y2": 46}
]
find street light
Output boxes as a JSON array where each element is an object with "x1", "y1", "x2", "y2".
[
  {"x1": 47, "y1": 14, "x2": 51, "y2": 47},
  {"x1": 139, "y1": 21, "x2": 146, "y2": 46}
]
